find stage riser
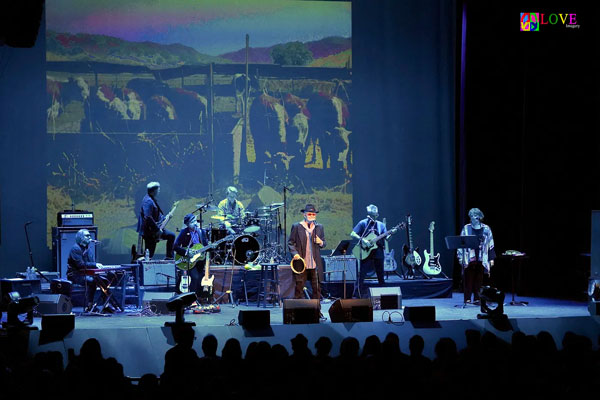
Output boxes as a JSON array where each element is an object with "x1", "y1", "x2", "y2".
[
  {"x1": 26, "y1": 316, "x2": 600, "y2": 378},
  {"x1": 325, "y1": 278, "x2": 452, "y2": 299}
]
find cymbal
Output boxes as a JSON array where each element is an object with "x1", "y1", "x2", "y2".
[
  {"x1": 211, "y1": 215, "x2": 226, "y2": 221},
  {"x1": 270, "y1": 202, "x2": 284, "y2": 208},
  {"x1": 197, "y1": 204, "x2": 218, "y2": 212}
]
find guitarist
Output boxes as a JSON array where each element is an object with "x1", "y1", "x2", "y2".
[
  {"x1": 137, "y1": 181, "x2": 175, "y2": 259},
  {"x1": 350, "y1": 205, "x2": 397, "y2": 298},
  {"x1": 174, "y1": 213, "x2": 209, "y2": 298}
]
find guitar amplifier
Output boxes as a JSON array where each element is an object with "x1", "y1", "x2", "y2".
[
  {"x1": 57, "y1": 211, "x2": 94, "y2": 227},
  {"x1": 140, "y1": 261, "x2": 176, "y2": 286},
  {"x1": 323, "y1": 256, "x2": 357, "y2": 282}
]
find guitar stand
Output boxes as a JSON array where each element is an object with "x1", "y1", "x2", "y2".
[{"x1": 213, "y1": 248, "x2": 240, "y2": 308}]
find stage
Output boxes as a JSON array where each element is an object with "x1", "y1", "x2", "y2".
[{"x1": 8, "y1": 292, "x2": 597, "y2": 378}]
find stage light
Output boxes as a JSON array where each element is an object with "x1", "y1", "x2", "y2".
[
  {"x1": 164, "y1": 292, "x2": 197, "y2": 327},
  {"x1": 3, "y1": 292, "x2": 40, "y2": 328},
  {"x1": 477, "y1": 286, "x2": 506, "y2": 319}
]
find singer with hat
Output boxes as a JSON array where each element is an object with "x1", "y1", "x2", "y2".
[{"x1": 288, "y1": 204, "x2": 326, "y2": 301}]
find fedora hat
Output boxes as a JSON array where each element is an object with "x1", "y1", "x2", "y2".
[{"x1": 301, "y1": 204, "x2": 319, "y2": 213}]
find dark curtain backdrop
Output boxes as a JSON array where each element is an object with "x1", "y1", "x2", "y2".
[
  {"x1": 352, "y1": 0, "x2": 457, "y2": 277},
  {"x1": 461, "y1": 1, "x2": 599, "y2": 298}
]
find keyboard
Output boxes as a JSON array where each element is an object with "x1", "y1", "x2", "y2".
[{"x1": 83, "y1": 265, "x2": 135, "y2": 275}]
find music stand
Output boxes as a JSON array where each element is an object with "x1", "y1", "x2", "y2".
[
  {"x1": 331, "y1": 240, "x2": 353, "y2": 256},
  {"x1": 445, "y1": 235, "x2": 480, "y2": 308},
  {"x1": 329, "y1": 240, "x2": 356, "y2": 299}
]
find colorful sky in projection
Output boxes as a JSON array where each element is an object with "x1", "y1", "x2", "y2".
[{"x1": 46, "y1": 0, "x2": 351, "y2": 56}]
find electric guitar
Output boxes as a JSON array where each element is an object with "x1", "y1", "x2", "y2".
[
  {"x1": 402, "y1": 215, "x2": 422, "y2": 276},
  {"x1": 199, "y1": 254, "x2": 214, "y2": 299},
  {"x1": 180, "y1": 270, "x2": 191, "y2": 293},
  {"x1": 351, "y1": 221, "x2": 405, "y2": 261},
  {"x1": 382, "y1": 218, "x2": 398, "y2": 272},
  {"x1": 423, "y1": 221, "x2": 442, "y2": 275},
  {"x1": 153, "y1": 201, "x2": 179, "y2": 239},
  {"x1": 174, "y1": 235, "x2": 234, "y2": 270}
]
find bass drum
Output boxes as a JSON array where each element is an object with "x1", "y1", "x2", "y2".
[{"x1": 232, "y1": 234, "x2": 260, "y2": 264}]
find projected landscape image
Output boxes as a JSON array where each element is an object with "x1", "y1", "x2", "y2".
[{"x1": 45, "y1": 0, "x2": 352, "y2": 259}]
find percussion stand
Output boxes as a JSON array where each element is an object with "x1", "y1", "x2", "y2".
[{"x1": 282, "y1": 185, "x2": 293, "y2": 261}]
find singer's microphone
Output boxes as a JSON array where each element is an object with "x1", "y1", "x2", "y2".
[
  {"x1": 25, "y1": 221, "x2": 33, "y2": 226},
  {"x1": 90, "y1": 239, "x2": 102, "y2": 243}
]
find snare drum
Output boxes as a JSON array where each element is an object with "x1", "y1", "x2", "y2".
[{"x1": 232, "y1": 234, "x2": 260, "y2": 264}]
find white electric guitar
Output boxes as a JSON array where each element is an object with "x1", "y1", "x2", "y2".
[{"x1": 423, "y1": 221, "x2": 442, "y2": 275}]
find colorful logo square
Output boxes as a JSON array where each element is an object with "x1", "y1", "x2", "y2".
[{"x1": 520, "y1": 13, "x2": 539, "y2": 31}]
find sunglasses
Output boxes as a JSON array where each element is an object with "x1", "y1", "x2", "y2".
[{"x1": 306, "y1": 212, "x2": 317, "y2": 217}]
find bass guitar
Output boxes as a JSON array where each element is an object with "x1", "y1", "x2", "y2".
[
  {"x1": 153, "y1": 201, "x2": 179, "y2": 240},
  {"x1": 199, "y1": 254, "x2": 214, "y2": 299},
  {"x1": 131, "y1": 200, "x2": 179, "y2": 262},
  {"x1": 382, "y1": 218, "x2": 398, "y2": 272},
  {"x1": 351, "y1": 221, "x2": 405, "y2": 261},
  {"x1": 423, "y1": 221, "x2": 442, "y2": 275},
  {"x1": 175, "y1": 235, "x2": 234, "y2": 270},
  {"x1": 180, "y1": 270, "x2": 191, "y2": 293},
  {"x1": 402, "y1": 215, "x2": 422, "y2": 276}
]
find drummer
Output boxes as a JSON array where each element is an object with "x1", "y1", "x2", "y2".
[{"x1": 217, "y1": 186, "x2": 245, "y2": 234}]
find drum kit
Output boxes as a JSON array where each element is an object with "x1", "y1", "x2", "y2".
[{"x1": 205, "y1": 202, "x2": 286, "y2": 266}]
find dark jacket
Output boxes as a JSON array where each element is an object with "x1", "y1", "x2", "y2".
[
  {"x1": 174, "y1": 227, "x2": 209, "y2": 257},
  {"x1": 137, "y1": 194, "x2": 163, "y2": 238},
  {"x1": 288, "y1": 222, "x2": 326, "y2": 281},
  {"x1": 67, "y1": 243, "x2": 96, "y2": 277}
]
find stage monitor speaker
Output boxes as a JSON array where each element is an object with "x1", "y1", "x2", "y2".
[
  {"x1": 143, "y1": 291, "x2": 176, "y2": 314},
  {"x1": 283, "y1": 299, "x2": 320, "y2": 324},
  {"x1": 329, "y1": 298, "x2": 373, "y2": 323},
  {"x1": 41, "y1": 313, "x2": 75, "y2": 334},
  {"x1": 238, "y1": 310, "x2": 270, "y2": 329},
  {"x1": 404, "y1": 306, "x2": 436, "y2": 322},
  {"x1": 35, "y1": 294, "x2": 73, "y2": 315},
  {"x1": 52, "y1": 226, "x2": 98, "y2": 280},
  {"x1": 369, "y1": 287, "x2": 402, "y2": 310}
]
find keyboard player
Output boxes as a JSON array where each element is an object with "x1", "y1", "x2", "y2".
[{"x1": 67, "y1": 228, "x2": 105, "y2": 311}]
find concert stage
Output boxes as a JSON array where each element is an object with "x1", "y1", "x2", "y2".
[{"x1": 12, "y1": 293, "x2": 597, "y2": 378}]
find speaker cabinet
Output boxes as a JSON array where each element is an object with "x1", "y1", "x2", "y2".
[
  {"x1": 238, "y1": 310, "x2": 270, "y2": 329},
  {"x1": 41, "y1": 313, "x2": 75, "y2": 333},
  {"x1": 143, "y1": 291, "x2": 176, "y2": 314},
  {"x1": 328, "y1": 298, "x2": 373, "y2": 322},
  {"x1": 404, "y1": 306, "x2": 436, "y2": 322},
  {"x1": 36, "y1": 294, "x2": 73, "y2": 315},
  {"x1": 52, "y1": 226, "x2": 98, "y2": 280},
  {"x1": 323, "y1": 256, "x2": 357, "y2": 281},
  {"x1": 283, "y1": 299, "x2": 320, "y2": 324},
  {"x1": 369, "y1": 286, "x2": 402, "y2": 309}
]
